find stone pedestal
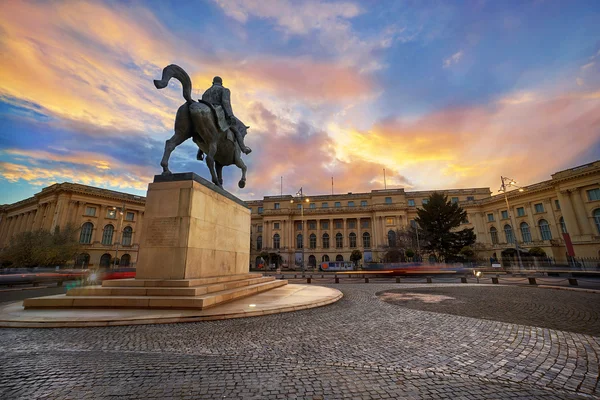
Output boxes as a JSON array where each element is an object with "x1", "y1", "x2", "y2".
[{"x1": 136, "y1": 173, "x2": 251, "y2": 280}]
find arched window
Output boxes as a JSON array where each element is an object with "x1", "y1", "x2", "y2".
[
  {"x1": 120, "y1": 254, "x2": 131, "y2": 266},
  {"x1": 273, "y1": 233, "x2": 280, "y2": 249},
  {"x1": 362, "y1": 232, "x2": 371, "y2": 248},
  {"x1": 349, "y1": 232, "x2": 357, "y2": 248},
  {"x1": 594, "y1": 209, "x2": 600, "y2": 234},
  {"x1": 335, "y1": 233, "x2": 343, "y2": 248},
  {"x1": 76, "y1": 253, "x2": 90, "y2": 268},
  {"x1": 539, "y1": 219, "x2": 552, "y2": 240},
  {"x1": 520, "y1": 222, "x2": 531, "y2": 243},
  {"x1": 336, "y1": 254, "x2": 344, "y2": 261},
  {"x1": 122, "y1": 226, "x2": 133, "y2": 246},
  {"x1": 100, "y1": 253, "x2": 112, "y2": 267},
  {"x1": 489, "y1": 227, "x2": 498, "y2": 245},
  {"x1": 308, "y1": 255, "x2": 316, "y2": 266},
  {"x1": 388, "y1": 230, "x2": 396, "y2": 247},
  {"x1": 504, "y1": 224, "x2": 514, "y2": 244},
  {"x1": 322, "y1": 233, "x2": 330, "y2": 249},
  {"x1": 309, "y1": 233, "x2": 316, "y2": 249},
  {"x1": 80, "y1": 222, "x2": 93, "y2": 244},
  {"x1": 102, "y1": 224, "x2": 114, "y2": 245},
  {"x1": 559, "y1": 217, "x2": 567, "y2": 234},
  {"x1": 296, "y1": 233, "x2": 303, "y2": 249},
  {"x1": 322, "y1": 254, "x2": 329, "y2": 262},
  {"x1": 256, "y1": 236, "x2": 263, "y2": 250}
]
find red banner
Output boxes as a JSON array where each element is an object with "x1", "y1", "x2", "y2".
[{"x1": 563, "y1": 233, "x2": 575, "y2": 256}]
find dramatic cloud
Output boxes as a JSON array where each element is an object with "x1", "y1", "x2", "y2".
[
  {"x1": 0, "y1": 1, "x2": 599, "y2": 205},
  {"x1": 337, "y1": 86, "x2": 600, "y2": 190}
]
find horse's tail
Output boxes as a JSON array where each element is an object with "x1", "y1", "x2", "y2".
[{"x1": 154, "y1": 64, "x2": 193, "y2": 103}]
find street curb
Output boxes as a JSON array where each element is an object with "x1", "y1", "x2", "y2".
[
  {"x1": 538, "y1": 285, "x2": 600, "y2": 294},
  {"x1": 0, "y1": 286, "x2": 52, "y2": 293}
]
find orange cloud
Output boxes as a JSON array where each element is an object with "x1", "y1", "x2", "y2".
[
  {"x1": 0, "y1": 1, "x2": 183, "y2": 134},
  {"x1": 334, "y1": 87, "x2": 600, "y2": 191},
  {"x1": 0, "y1": 148, "x2": 153, "y2": 191}
]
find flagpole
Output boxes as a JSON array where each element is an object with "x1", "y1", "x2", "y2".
[{"x1": 383, "y1": 168, "x2": 387, "y2": 189}]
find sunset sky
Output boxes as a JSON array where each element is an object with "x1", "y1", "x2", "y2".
[{"x1": 1, "y1": 0, "x2": 599, "y2": 204}]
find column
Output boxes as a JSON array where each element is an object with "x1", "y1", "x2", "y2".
[
  {"x1": 371, "y1": 214, "x2": 378, "y2": 249},
  {"x1": 16, "y1": 214, "x2": 26, "y2": 234},
  {"x1": 343, "y1": 218, "x2": 348, "y2": 249},
  {"x1": 28, "y1": 211, "x2": 36, "y2": 231},
  {"x1": 265, "y1": 221, "x2": 271, "y2": 249},
  {"x1": 0, "y1": 216, "x2": 10, "y2": 246},
  {"x1": 6, "y1": 216, "x2": 17, "y2": 242},
  {"x1": 545, "y1": 198, "x2": 559, "y2": 239},
  {"x1": 316, "y1": 219, "x2": 321, "y2": 250},
  {"x1": 473, "y1": 212, "x2": 488, "y2": 244},
  {"x1": 556, "y1": 190, "x2": 580, "y2": 236},
  {"x1": 31, "y1": 204, "x2": 42, "y2": 231},
  {"x1": 45, "y1": 202, "x2": 57, "y2": 231},
  {"x1": 23, "y1": 212, "x2": 33, "y2": 233},
  {"x1": 96, "y1": 205, "x2": 107, "y2": 244},
  {"x1": 55, "y1": 195, "x2": 71, "y2": 231},
  {"x1": 574, "y1": 189, "x2": 593, "y2": 235}
]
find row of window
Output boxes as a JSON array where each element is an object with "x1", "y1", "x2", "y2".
[
  {"x1": 252, "y1": 188, "x2": 600, "y2": 214},
  {"x1": 79, "y1": 222, "x2": 133, "y2": 245},
  {"x1": 254, "y1": 220, "x2": 372, "y2": 232},
  {"x1": 255, "y1": 229, "x2": 410, "y2": 250},
  {"x1": 489, "y1": 219, "x2": 556, "y2": 244},
  {"x1": 255, "y1": 232, "x2": 372, "y2": 250},
  {"x1": 255, "y1": 197, "x2": 401, "y2": 213},
  {"x1": 84, "y1": 206, "x2": 135, "y2": 221},
  {"x1": 486, "y1": 202, "x2": 553, "y2": 222}
]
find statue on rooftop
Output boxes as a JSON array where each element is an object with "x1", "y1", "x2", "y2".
[{"x1": 153, "y1": 64, "x2": 250, "y2": 189}]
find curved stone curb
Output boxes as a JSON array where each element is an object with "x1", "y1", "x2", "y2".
[
  {"x1": 537, "y1": 285, "x2": 600, "y2": 294},
  {"x1": 0, "y1": 284, "x2": 342, "y2": 328}
]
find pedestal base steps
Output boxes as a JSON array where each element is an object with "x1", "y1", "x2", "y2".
[{"x1": 23, "y1": 273, "x2": 287, "y2": 310}]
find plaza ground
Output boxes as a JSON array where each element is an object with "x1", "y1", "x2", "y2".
[{"x1": 1, "y1": 283, "x2": 598, "y2": 399}]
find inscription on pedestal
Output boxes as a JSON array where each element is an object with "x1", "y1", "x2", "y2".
[{"x1": 146, "y1": 217, "x2": 179, "y2": 247}]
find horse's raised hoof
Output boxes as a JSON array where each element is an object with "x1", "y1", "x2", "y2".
[{"x1": 238, "y1": 180, "x2": 246, "y2": 189}]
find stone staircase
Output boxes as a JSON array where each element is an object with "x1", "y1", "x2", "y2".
[{"x1": 23, "y1": 273, "x2": 287, "y2": 310}]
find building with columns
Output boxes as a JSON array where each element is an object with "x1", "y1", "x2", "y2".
[
  {"x1": 1, "y1": 160, "x2": 599, "y2": 268},
  {"x1": 248, "y1": 161, "x2": 600, "y2": 268},
  {"x1": 0, "y1": 183, "x2": 146, "y2": 268}
]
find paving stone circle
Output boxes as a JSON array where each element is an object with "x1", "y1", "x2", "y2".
[{"x1": 1, "y1": 283, "x2": 598, "y2": 399}]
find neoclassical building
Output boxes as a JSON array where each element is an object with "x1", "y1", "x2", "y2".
[
  {"x1": 0, "y1": 183, "x2": 146, "y2": 268},
  {"x1": 1, "y1": 160, "x2": 599, "y2": 268},
  {"x1": 247, "y1": 160, "x2": 600, "y2": 267}
]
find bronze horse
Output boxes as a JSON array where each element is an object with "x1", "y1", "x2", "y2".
[{"x1": 154, "y1": 64, "x2": 249, "y2": 189}]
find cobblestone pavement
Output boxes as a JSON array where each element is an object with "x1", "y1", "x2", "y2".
[
  {"x1": 1, "y1": 284, "x2": 599, "y2": 399},
  {"x1": 378, "y1": 286, "x2": 600, "y2": 336}
]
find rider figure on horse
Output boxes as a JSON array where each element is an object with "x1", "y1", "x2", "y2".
[{"x1": 196, "y1": 76, "x2": 251, "y2": 161}]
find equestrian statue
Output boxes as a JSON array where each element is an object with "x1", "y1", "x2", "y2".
[{"x1": 153, "y1": 64, "x2": 250, "y2": 189}]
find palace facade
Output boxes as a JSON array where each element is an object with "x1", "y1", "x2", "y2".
[
  {"x1": 0, "y1": 183, "x2": 146, "y2": 268},
  {"x1": 1, "y1": 160, "x2": 599, "y2": 268}
]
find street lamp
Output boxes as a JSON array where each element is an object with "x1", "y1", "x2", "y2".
[
  {"x1": 290, "y1": 188, "x2": 309, "y2": 277},
  {"x1": 108, "y1": 203, "x2": 126, "y2": 270},
  {"x1": 499, "y1": 176, "x2": 524, "y2": 271}
]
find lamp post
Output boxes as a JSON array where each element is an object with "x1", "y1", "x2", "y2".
[
  {"x1": 290, "y1": 188, "x2": 309, "y2": 277},
  {"x1": 109, "y1": 203, "x2": 126, "y2": 270},
  {"x1": 499, "y1": 176, "x2": 524, "y2": 271}
]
